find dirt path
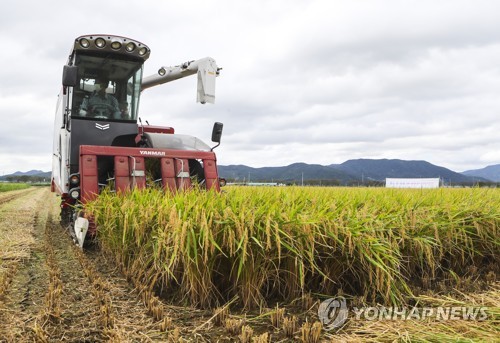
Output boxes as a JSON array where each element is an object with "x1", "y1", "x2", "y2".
[{"x1": 0, "y1": 188, "x2": 172, "y2": 342}]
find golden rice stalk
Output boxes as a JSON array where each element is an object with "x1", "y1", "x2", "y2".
[
  {"x1": 225, "y1": 318, "x2": 244, "y2": 335},
  {"x1": 300, "y1": 321, "x2": 322, "y2": 343},
  {"x1": 302, "y1": 292, "x2": 314, "y2": 311},
  {"x1": 270, "y1": 304, "x2": 285, "y2": 328},
  {"x1": 151, "y1": 303, "x2": 164, "y2": 321},
  {"x1": 167, "y1": 327, "x2": 181, "y2": 342},
  {"x1": 213, "y1": 306, "x2": 229, "y2": 326},
  {"x1": 160, "y1": 316, "x2": 174, "y2": 332},
  {"x1": 100, "y1": 304, "x2": 115, "y2": 328},
  {"x1": 32, "y1": 320, "x2": 49, "y2": 343},
  {"x1": 239, "y1": 325, "x2": 254, "y2": 343},
  {"x1": 283, "y1": 316, "x2": 298, "y2": 338},
  {"x1": 103, "y1": 327, "x2": 125, "y2": 342},
  {"x1": 252, "y1": 332, "x2": 269, "y2": 343}
]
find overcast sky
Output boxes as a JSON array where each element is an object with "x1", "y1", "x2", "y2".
[{"x1": 0, "y1": 0, "x2": 499, "y2": 175}]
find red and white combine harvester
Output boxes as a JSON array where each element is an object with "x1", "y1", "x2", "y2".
[{"x1": 51, "y1": 34, "x2": 224, "y2": 247}]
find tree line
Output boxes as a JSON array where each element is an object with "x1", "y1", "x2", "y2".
[{"x1": 2, "y1": 175, "x2": 49, "y2": 183}]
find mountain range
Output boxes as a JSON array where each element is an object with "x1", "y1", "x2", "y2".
[
  {"x1": 2, "y1": 160, "x2": 498, "y2": 184},
  {"x1": 219, "y1": 159, "x2": 497, "y2": 185},
  {"x1": 329, "y1": 159, "x2": 475, "y2": 184},
  {"x1": 462, "y1": 164, "x2": 500, "y2": 182},
  {"x1": 219, "y1": 162, "x2": 358, "y2": 184},
  {"x1": 0, "y1": 170, "x2": 51, "y2": 180}
]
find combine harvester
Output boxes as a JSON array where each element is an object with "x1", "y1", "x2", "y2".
[{"x1": 51, "y1": 34, "x2": 224, "y2": 247}]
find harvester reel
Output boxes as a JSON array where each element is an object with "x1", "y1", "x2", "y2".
[{"x1": 140, "y1": 133, "x2": 207, "y2": 186}]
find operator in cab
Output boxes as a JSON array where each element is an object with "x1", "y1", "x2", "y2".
[{"x1": 79, "y1": 78, "x2": 121, "y2": 119}]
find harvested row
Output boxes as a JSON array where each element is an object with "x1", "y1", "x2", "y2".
[
  {"x1": 39, "y1": 203, "x2": 174, "y2": 341},
  {"x1": 31, "y1": 215, "x2": 63, "y2": 341},
  {"x1": 87, "y1": 187, "x2": 500, "y2": 309},
  {"x1": 1, "y1": 188, "x2": 176, "y2": 342},
  {"x1": 72, "y1": 245, "x2": 120, "y2": 338},
  {"x1": 0, "y1": 188, "x2": 47, "y2": 341},
  {"x1": 73, "y1": 243, "x2": 174, "y2": 341},
  {"x1": 0, "y1": 187, "x2": 36, "y2": 206},
  {"x1": 28, "y1": 202, "x2": 106, "y2": 341}
]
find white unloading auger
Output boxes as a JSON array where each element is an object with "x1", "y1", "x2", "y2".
[{"x1": 141, "y1": 57, "x2": 220, "y2": 104}]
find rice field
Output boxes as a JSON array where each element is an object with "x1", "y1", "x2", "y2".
[
  {"x1": 86, "y1": 186, "x2": 499, "y2": 311},
  {"x1": 0, "y1": 185, "x2": 497, "y2": 341}
]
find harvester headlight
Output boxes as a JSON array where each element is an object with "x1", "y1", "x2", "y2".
[
  {"x1": 125, "y1": 42, "x2": 136, "y2": 52},
  {"x1": 138, "y1": 47, "x2": 148, "y2": 56},
  {"x1": 111, "y1": 41, "x2": 122, "y2": 50},
  {"x1": 80, "y1": 38, "x2": 90, "y2": 48},
  {"x1": 158, "y1": 67, "x2": 166, "y2": 76},
  {"x1": 69, "y1": 188, "x2": 80, "y2": 200},
  {"x1": 95, "y1": 38, "x2": 106, "y2": 48}
]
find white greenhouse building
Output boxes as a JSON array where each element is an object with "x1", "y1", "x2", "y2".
[{"x1": 385, "y1": 178, "x2": 440, "y2": 189}]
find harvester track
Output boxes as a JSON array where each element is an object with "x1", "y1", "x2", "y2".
[{"x1": 0, "y1": 188, "x2": 37, "y2": 206}]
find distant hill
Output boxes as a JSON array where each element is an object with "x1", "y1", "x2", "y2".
[
  {"x1": 0, "y1": 170, "x2": 51, "y2": 181},
  {"x1": 462, "y1": 164, "x2": 500, "y2": 182},
  {"x1": 219, "y1": 159, "x2": 488, "y2": 185},
  {"x1": 11, "y1": 170, "x2": 46, "y2": 176},
  {"x1": 329, "y1": 159, "x2": 481, "y2": 184},
  {"x1": 218, "y1": 163, "x2": 357, "y2": 184}
]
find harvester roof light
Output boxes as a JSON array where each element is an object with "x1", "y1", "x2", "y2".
[
  {"x1": 73, "y1": 35, "x2": 151, "y2": 60},
  {"x1": 158, "y1": 67, "x2": 166, "y2": 76},
  {"x1": 110, "y1": 41, "x2": 121, "y2": 50},
  {"x1": 125, "y1": 42, "x2": 136, "y2": 52},
  {"x1": 95, "y1": 38, "x2": 106, "y2": 48},
  {"x1": 79, "y1": 38, "x2": 90, "y2": 48}
]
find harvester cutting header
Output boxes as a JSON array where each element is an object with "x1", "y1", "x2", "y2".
[{"x1": 51, "y1": 34, "x2": 224, "y2": 246}]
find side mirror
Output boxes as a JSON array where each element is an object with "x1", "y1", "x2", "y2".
[
  {"x1": 211, "y1": 122, "x2": 223, "y2": 151},
  {"x1": 211, "y1": 122, "x2": 223, "y2": 143},
  {"x1": 62, "y1": 65, "x2": 78, "y2": 87}
]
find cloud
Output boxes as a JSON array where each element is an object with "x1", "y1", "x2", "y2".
[{"x1": 0, "y1": 0, "x2": 499, "y2": 174}]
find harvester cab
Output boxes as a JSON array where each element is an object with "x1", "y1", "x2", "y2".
[{"x1": 51, "y1": 35, "x2": 223, "y2": 247}]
